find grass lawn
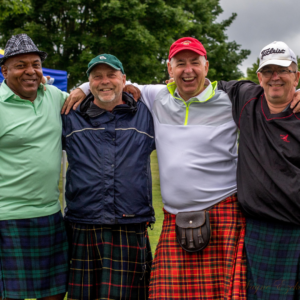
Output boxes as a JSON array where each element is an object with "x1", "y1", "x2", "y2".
[{"x1": 58, "y1": 150, "x2": 164, "y2": 253}]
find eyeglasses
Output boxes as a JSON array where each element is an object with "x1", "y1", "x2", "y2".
[{"x1": 260, "y1": 69, "x2": 297, "y2": 78}]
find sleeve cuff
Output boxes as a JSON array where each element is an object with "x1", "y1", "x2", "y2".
[{"x1": 79, "y1": 82, "x2": 90, "y2": 95}]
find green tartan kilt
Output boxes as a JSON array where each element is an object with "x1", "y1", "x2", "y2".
[
  {"x1": 245, "y1": 217, "x2": 300, "y2": 299},
  {"x1": 66, "y1": 222, "x2": 152, "y2": 300},
  {"x1": 0, "y1": 211, "x2": 69, "y2": 299}
]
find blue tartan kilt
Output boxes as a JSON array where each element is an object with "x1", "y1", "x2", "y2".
[
  {"x1": 0, "y1": 211, "x2": 69, "y2": 299},
  {"x1": 66, "y1": 222, "x2": 152, "y2": 300},
  {"x1": 245, "y1": 217, "x2": 300, "y2": 300}
]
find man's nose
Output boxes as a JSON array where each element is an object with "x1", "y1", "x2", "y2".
[
  {"x1": 25, "y1": 65, "x2": 36, "y2": 75},
  {"x1": 271, "y1": 71, "x2": 280, "y2": 80},
  {"x1": 100, "y1": 76, "x2": 110, "y2": 84},
  {"x1": 183, "y1": 64, "x2": 193, "y2": 73}
]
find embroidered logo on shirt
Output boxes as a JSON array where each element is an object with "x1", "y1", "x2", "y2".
[{"x1": 280, "y1": 134, "x2": 290, "y2": 143}]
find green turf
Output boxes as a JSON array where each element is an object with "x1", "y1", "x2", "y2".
[{"x1": 58, "y1": 150, "x2": 163, "y2": 253}]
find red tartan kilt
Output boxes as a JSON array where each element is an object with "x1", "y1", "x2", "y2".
[{"x1": 149, "y1": 194, "x2": 246, "y2": 300}]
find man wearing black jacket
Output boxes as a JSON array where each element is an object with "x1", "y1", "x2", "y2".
[{"x1": 218, "y1": 41, "x2": 300, "y2": 300}]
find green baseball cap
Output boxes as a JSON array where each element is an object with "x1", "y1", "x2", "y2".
[{"x1": 86, "y1": 54, "x2": 125, "y2": 77}]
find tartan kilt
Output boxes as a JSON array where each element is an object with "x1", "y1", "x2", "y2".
[
  {"x1": 66, "y1": 222, "x2": 152, "y2": 300},
  {"x1": 0, "y1": 211, "x2": 69, "y2": 299},
  {"x1": 149, "y1": 194, "x2": 246, "y2": 300},
  {"x1": 245, "y1": 217, "x2": 300, "y2": 300}
]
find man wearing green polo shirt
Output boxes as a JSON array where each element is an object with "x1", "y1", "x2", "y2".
[{"x1": 0, "y1": 34, "x2": 69, "y2": 300}]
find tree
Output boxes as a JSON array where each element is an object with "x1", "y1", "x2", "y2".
[
  {"x1": 0, "y1": 0, "x2": 250, "y2": 90},
  {"x1": 0, "y1": 0, "x2": 31, "y2": 21},
  {"x1": 246, "y1": 58, "x2": 260, "y2": 84}
]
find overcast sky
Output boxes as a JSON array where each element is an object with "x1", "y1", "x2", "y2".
[{"x1": 217, "y1": 0, "x2": 300, "y2": 76}]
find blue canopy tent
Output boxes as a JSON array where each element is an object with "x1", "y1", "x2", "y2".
[{"x1": 0, "y1": 50, "x2": 68, "y2": 91}]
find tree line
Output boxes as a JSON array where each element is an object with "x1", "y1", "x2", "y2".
[{"x1": 1, "y1": 0, "x2": 250, "y2": 90}]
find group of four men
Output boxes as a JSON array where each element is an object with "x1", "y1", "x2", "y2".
[{"x1": 1, "y1": 33, "x2": 300, "y2": 300}]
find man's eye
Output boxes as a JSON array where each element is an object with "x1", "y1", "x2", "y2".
[{"x1": 278, "y1": 70, "x2": 288, "y2": 74}]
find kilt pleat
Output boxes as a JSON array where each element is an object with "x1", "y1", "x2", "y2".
[
  {"x1": 245, "y1": 217, "x2": 300, "y2": 300},
  {"x1": 149, "y1": 194, "x2": 246, "y2": 300},
  {"x1": 67, "y1": 222, "x2": 152, "y2": 300},
  {"x1": 0, "y1": 211, "x2": 69, "y2": 299}
]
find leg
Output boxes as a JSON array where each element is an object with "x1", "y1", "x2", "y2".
[{"x1": 38, "y1": 293, "x2": 65, "y2": 300}]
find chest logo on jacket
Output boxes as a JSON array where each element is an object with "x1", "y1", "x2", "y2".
[{"x1": 280, "y1": 134, "x2": 290, "y2": 143}]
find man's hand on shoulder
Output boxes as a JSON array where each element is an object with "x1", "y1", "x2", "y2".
[
  {"x1": 123, "y1": 85, "x2": 141, "y2": 101},
  {"x1": 61, "y1": 88, "x2": 86, "y2": 115},
  {"x1": 165, "y1": 78, "x2": 174, "y2": 84},
  {"x1": 42, "y1": 76, "x2": 50, "y2": 91},
  {"x1": 290, "y1": 89, "x2": 300, "y2": 113}
]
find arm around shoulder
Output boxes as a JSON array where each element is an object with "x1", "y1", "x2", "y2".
[{"x1": 126, "y1": 81, "x2": 165, "y2": 111}]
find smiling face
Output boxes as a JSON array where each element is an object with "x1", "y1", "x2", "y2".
[
  {"x1": 167, "y1": 50, "x2": 209, "y2": 101},
  {"x1": 257, "y1": 63, "x2": 300, "y2": 107},
  {"x1": 89, "y1": 64, "x2": 126, "y2": 109},
  {"x1": 2, "y1": 53, "x2": 43, "y2": 102}
]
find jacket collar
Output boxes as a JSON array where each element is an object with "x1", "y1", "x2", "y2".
[
  {"x1": 166, "y1": 79, "x2": 217, "y2": 104},
  {"x1": 79, "y1": 91, "x2": 137, "y2": 118}
]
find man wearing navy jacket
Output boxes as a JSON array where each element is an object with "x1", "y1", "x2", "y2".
[{"x1": 62, "y1": 54, "x2": 155, "y2": 300}]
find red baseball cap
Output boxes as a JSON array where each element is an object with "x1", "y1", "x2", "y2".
[{"x1": 168, "y1": 37, "x2": 207, "y2": 61}]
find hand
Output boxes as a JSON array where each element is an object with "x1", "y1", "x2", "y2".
[
  {"x1": 290, "y1": 90, "x2": 300, "y2": 113},
  {"x1": 61, "y1": 88, "x2": 86, "y2": 114},
  {"x1": 42, "y1": 76, "x2": 51, "y2": 91},
  {"x1": 165, "y1": 78, "x2": 174, "y2": 84},
  {"x1": 123, "y1": 85, "x2": 141, "y2": 101}
]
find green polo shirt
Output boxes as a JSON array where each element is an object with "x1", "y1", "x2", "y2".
[{"x1": 0, "y1": 81, "x2": 68, "y2": 220}]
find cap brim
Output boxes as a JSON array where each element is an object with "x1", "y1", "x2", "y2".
[
  {"x1": 86, "y1": 62, "x2": 121, "y2": 76},
  {"x1": 256, "y1": 60, "x2": 292, "y2": 72},
  {"x1": 169, "y1": 47, "x2": 207, "y2": 60}
]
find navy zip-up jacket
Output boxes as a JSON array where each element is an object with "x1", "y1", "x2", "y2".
[{"x1": 62, "y1": 92, "x2": 155, "y2": 225}]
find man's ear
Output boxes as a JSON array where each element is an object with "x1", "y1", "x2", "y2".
[
  {"x1": 294, "y1": 71, "x2": 300, "y2": 88},
  {"x1": 257, "y1": 72, "x2": 263, "y2": 87},
  {"x1": 204, "y1": 60, "x2": 209, "y2": 76},
  {"x1": 122, "y1": 74, "x2": 126, "y2": 88},
  {"x1": 167, "y1": 61, "x2": 173, "y2": 78},
  {"x1": 2, "y1": 65, "x2": 8, "y2": 79}
]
